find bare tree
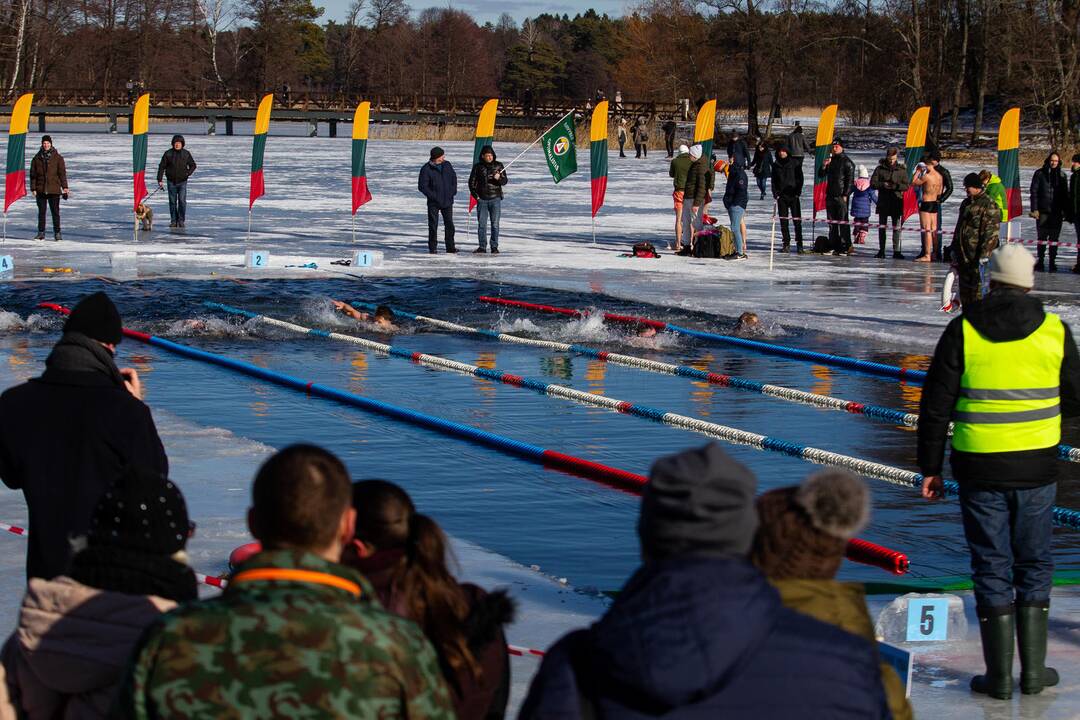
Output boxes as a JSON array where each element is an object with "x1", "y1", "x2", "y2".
[
  {"x1": 194, "y1": 0, "x2": 238, "y2": 91},
  {"x1": 3, "y1": 0, "x2": 31, "y2": 95}
]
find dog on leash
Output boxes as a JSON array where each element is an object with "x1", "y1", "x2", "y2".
[{"x1": 135, "y1": 203, "x2": 153, "y2": 232}]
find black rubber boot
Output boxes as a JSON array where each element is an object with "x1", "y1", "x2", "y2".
[
  {"x1": 971, "y1": 607, "x2": 1015, "y2": 700},
  {"x1": 1017, "y1": 602, "x2": 1059, "y2": 695}
]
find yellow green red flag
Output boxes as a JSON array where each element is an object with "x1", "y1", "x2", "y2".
[
  {"x1": 4, "y1": 93, "x2": 33, "y2": 214},
  {"x1": 249, "y1": 94, "x2": 273, "y2": 209},
  {"x1": 901, "y1": 106, "x2": 930, "y2": 221},
  {"x1": 590, "y1": 101, "x2": 609, "y2": 218},
  {"x1": 813, "y1": 104, "x2": 838, "y2": 215},
  {"x1": 997, "y1": 108, "x2": 1022, "y2": 220},
  {"x1": 351, "y1": 101, "x2": 372, "y2": 214},
  {"x1": 132, "y1": 93, "x2": 150, "y2": 212}
]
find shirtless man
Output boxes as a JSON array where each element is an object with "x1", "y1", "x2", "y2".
[
  {"x1": 332, "y1": 301, "x2": 397, "y2": 331},
  {"x1": 912, "y1": 161, "x2": 943, "y2": 262}
]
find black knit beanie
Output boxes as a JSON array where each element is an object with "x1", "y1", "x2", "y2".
[
  {"x1": 963, "y1": 172, "x2": 984, "y2": 189},
  {"x1": 64, "y1": 291, "x2": 123, "y2": 345},
  {"x1": 639, "y1": 443, "x2": 758, "y2": 560},
  {"x1": 430, "y1": 146, "x2": 445, "y2": 160},
  {"x1": 88, "y1": 464, "x2": 190, "y2": 554},
  {"x1": 41, "y1": 135, "x2": 52, "y2": 144}
]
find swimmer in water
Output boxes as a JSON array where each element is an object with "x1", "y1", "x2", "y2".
[
  {"x1": 332, "y1": 301, "x2": 397, "y2": 331},
  {"x1": 734, "y1": 312, "x2": 763, "y2": 336},
  {"x1": 637, "y1": 326, "x2": 658, "y2": 338}
]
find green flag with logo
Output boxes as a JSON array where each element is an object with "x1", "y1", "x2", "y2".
[{"x1": 541, "y1": 111, "x2": 578, "y2": 184}]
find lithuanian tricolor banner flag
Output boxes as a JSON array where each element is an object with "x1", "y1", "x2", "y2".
[
  {"x1": 469, "y1": 99, "x2": 498, "y2": 212},
  {"x1": 901, "y1": 106, "x2": 930, "y2": 222},
  {"x1": 132, "y1": 93, "x2": 150, "y2": 213},
  {"x1": 249, "y1": 94, "x2": 273, "y2": 209},
  {"x1": 4, "y1": 93, "x2": 33, "y2": 214},
  {"x1": 351, "y1": 101, "x2": 372, "y2": 214},
  {"x1": 813, "y1": 104, "x2": 838, "y2": 216},
  {"x1": 590, "y1": 101, "x2": 608, "y2": 218},
  {"x1": 694, "y1": 100, "x2": 716, "y2": 159},
  {"x1": 997, "y1": 107, "x2": 1022, "y2": 221}
]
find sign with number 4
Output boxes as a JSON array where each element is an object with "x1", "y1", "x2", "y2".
[
  {"x1": 0, "y1": 256, "x2": 13, "y2": 275},
  {"x1": 906, "y1": 598, "x2": 949, "y2": 642}
]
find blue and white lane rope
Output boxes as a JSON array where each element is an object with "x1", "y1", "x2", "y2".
[
  {"x1": 478, "y1": 295, "x2": 929, "y2": 384},
  {"x1": 348, "y1": 301, "x2": 1080, "y2": 465},
  {"x1": 201, "y1": 303, "x2": 1080, "y2": 531}
]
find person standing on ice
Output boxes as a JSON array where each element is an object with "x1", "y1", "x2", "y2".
[
  {"x1": 723, "y1": 158, "x2": 750, "y2": 259},
  {"x1": 662, "y1": 116, "x2": 677, "y2": 158},
  {"x1": 519, "y1": 443, "x2": 890, "y2": 719},
  {"x1": 617, "y1": 119, "x2": 628, "y2": 158},
  {"x1": 912, "y1": 160, "x2": 944, "y2": 262},
  {"x1": 928, "y1": 152, "x2": 953, "y2": 260},
  {"x1": 870, "y1": 146, "x2": 909, "y2": 259},
  {"x1": 669, "y1": 144, "x2": 692, "y2": 251},
  {"x1": 786, "y1": 120, "x2": 812, "y2": 166},
  {"x1": 418, "y1": 147, "x2": 458, "y2": 254},
  {"x1": 948, "y1": 173, "x2": 1000, "y2": 307},
  {"x1": 28, "y1": 135, "x2": 68, "y2": 241},
  {"x1": 1029, "y1": 151, "x2": 1069, "y2": 273},
  {"x1": 679, "y1": 144, "x2": 708, "y2": 252},
  {"x1": 1070, "y1": 154, "x2": 1080, "y2": 274},
  {"x1": 632, "y1": 119, "x2": 649, "y2": 158},
  {"x1": 771, "y1": 144, "x2": 805, "y2": 253},
  {"x1": 750, "y1": 139, "x2": 772, "y2": 200},
  {"x1": 0, "y1": 291, "x2": 167, "y2": 580},
  {"x1": 919, "y1": 243, "x2": 1080, "y2": 701},
  {"x1": 156, "y1": 135, "x2": 196, "y2": 228},
  {"x1": 467, "y1": 145, "x2": 508, "y2": 255},
  {"x1": 819, "y1": 136, "x2": 855, "y2": 256},
  {"x1": 850, "y1": 165, "x2": 877, "y2": 247}
]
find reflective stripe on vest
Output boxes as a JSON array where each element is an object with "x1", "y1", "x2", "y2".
[{"x1": 952, "y1": 313, "x2": 1064, "y2": 453}]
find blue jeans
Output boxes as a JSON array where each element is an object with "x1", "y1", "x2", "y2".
[
  {"x1": 167, "y1": 181, "x2": 187, "y2": 224},
  {"x1": 728, "y1": 206, "x2": 746, "y2": 254},
  {"x1": 476, "y1": 198, "x2": 501, "y2": 250},
  {"x1": 959, "y1": 483, "x2": 1056, "y2": 610}
]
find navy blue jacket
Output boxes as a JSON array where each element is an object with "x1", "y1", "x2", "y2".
[
  {"x1": 418, "y1": 160, "x2": 457, "y2": 208},
  {"x1": 723, "y1": 166, "x2": 749, "y2": 210},
  {"x1": 520, "y1": 556, "x2": 889, "y2": 720}
]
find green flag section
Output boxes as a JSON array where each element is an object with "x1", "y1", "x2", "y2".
[
  {"x1": 997, "y1": 108, "x2": 1022, "y2": 220},
  {"x1": 542, "y1": 111, "x2": 578, "y2": 184}
]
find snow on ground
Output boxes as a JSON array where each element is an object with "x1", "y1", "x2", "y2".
[{"x1": 3, "y1": 126, "x2": 1080, "y2": 717}]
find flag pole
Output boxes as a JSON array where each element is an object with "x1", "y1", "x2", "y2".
[
  {"x1": 502, "y1": 110, "x2": 576, "y2": 172},
  {"x1": 351, "y1": 213, "x2": 356, "y2": 244},
  {"x1": 247, "y1": 209, "x2": 252, "y2": 244},
  {"x1": 592, "y1": 214, "x2": 596, "y2": 244},
  {"x1": 2, "y1": 212, "x2": 6, "y2": 243}
]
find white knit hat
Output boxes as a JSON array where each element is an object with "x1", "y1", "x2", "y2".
[
  {"x1": 857, "y1": 164, "x2": 869, "y2": 179},
  {"x1": 989, "y1": 243, "x2": 1035, "y2": 289},
  {"x1": 689, "y1": 144, "x2": 703, "y2": 160},
  {"x1": 678, "y1": 144, "x2": 689, "y2": 155}
]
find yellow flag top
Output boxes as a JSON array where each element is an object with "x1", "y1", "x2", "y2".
[
  {"x1": 694, "y1": 100, "x2": 716, "y2": 144},
  {"x1": 133, "y1": 94, "x2": 150, "y2": 135},
  {"x1": 352, "y1": 101, "x2": 370, "y2": 141},
  {"x1": 815, "y1": 105, "x2": 838, "y2": 147},
  {"x1": 476, "y1": 99, "x2": 499, "y2": 138},
  {"x1": 905, "y1": 106, "x2": 930, "y2": 149},
  {"x1": 998, "y1": 107, "x2": 1020, "y2": 151},
  {"x1": 8, "y1": 93, "x2": 33, "y2": 135},
  {"x1": 591, "y1": 101, "x2": 609, "y2": 142},
  {"x1": 254, "y1": 94, "x2": 273, "y2": 135}
]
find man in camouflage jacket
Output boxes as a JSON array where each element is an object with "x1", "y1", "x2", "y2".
[
  {"x1": 114, "y1": 445, "x2": 455, "y2": 719},
  {"x1": 949, "y1": 172, "x2": 1001, "y2": 308}
]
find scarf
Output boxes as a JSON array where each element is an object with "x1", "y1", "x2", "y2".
[
  {"x1": 69, "y1": 545, "x2": 198, "y2": 603},
  {"x1": 45, "y1": 332, "x2": 125, "y2": 387}
]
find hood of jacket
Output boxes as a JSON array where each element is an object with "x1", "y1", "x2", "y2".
[
  {"x1": 963, "y1": 287, "x2": 1046, "y2": 342},
  {"x1": 478, "y1": 145, "x2": 496, "y2": 162},
  {"x1": 587, "y1": 555, "x2": 779, "y2": 710},
  {"x1": 854, "y1": 177, "x2": 871, "y2": 192},
  {"x1": 770, "y1": 578, "x2": 874, "y2": 641},
  {"x1": 8, "y1": 576, "x2": 174, "y2": 695},
  {"x1": 171, "y1": 134, "x2": 185, "y2": 148}
]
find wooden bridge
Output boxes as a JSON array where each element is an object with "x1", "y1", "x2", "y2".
[{"x1": 0, "y1": 89, "x2": 684, "y2": 136}]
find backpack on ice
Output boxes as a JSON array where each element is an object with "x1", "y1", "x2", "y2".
[
  {"x1": 632, "y1": 241, "x2": 660, "y2": 258},
  {"x1": 813, "y1": 235, "x2": 831, "y2": 253},
  {"x1": 693, "y1": 227, "x2": 736, "y2": 258}
]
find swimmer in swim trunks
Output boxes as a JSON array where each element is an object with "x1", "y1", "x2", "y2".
[
  {"x1": 332, "y1": 301, "x2": 397, "y2": 331},
  {"x1": 911, "y1": 161, "x2": 943, "y2": 262}
]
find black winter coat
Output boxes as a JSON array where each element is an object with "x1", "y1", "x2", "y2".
[
  {"x1": 770, "y1": 155, "x2": 803, "y2": 198},
  {"x1": 727, "y1": 138, "x2": 750, "y2": 169},
  {"x1": 1071, "y1": 169, "x2": 1080, "y2": 223},
  {"x1": 1030, "y1": 162, "x2": 1069, "y2": 216},
  {"x1": 156, "y1": 145, "x2": 197, "y2": 185},
  {"x1": 938, "y1": 164, "x2": 954, "y2": 203},
  {"x1": 723, "y1": 165, "x2": 749, "y2": 209},
  {"x1": 870, "y1": 159, "x2": 910, "y2": 216},
  {"x1": 0, "y1": 335, "x2": 168, "y2": 580},
  {"x1": 418, "y1": 161, "x2": 457, "y2": 208},
  {"x1": 751, "y1": 147, "x2": 773, "y2": 178},
  {"x1": 520, "y1": 556, "x2": 889, "y2": 720},
  {"x1": 819, "y1": 152, "x2": 855, "y2": 199},
  {"x1": 468, "y1": 158, "x2": 508, "y2": 201},
  {"x1": 917, "y1": 289, "x2": 1080, "y2": 489},
  {"x1": 786, "y1": 127, "x2": 812, "y2": 158},
  {"x1": 28, "y1": 149, "x2": 68, "y2": 195}
]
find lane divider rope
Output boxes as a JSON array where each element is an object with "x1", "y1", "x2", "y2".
[
  {"x1": 477, "y1": 295, "x2": 928, "y2": 383},
  {"x1": 39, "y1": 302, "x2": 914, "y2": 573}
]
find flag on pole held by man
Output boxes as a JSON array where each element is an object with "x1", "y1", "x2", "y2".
[
  {"x1": 249, "y1": 94, "x2": 273, "y2": 209},
  {"x1": 813, "y1": 104, "x2": 838, "y2": 216},
  {"x1": 4, "y1": 93, "x2": 33, "y2": 214},
  {"x1": 541, "y1": 111, "x2": 577, "y2": 184},
  {"x1": 997, "y1": 108, "x2": 1022, "y2": 220},
  {"x1": 132, "y1": 93, "x2": 150, "y2": 212},
  {"x1": 901, "y1": 106, "x2": 930, "y2": 222},
  {"x1": 590, "y1": 101, "x2": 609, "y2": 217},
  {"x1": 469, "y1": 99, "x2": 499, "y2": 212},
  {"x1": 351, "y1": 101, "x2": 372, "y2": 214}
]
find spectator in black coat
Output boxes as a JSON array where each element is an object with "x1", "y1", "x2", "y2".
[
  {"x1": 467, "y1": 145, "x2": 508, "y2": 254},
  {"x1": 771, "y1": 145, "x2": 805, "y2": 253},
  {"x1": 819, "y1": 137, "x2": 856, "y2": 255},
  {"x1": 1030, "y1": 151, "x2": 1069, "y2": 272},
  {"x1": 520, "y1": 443, "x2": 890, "y2": 720},
  {"x1": 727, "y1": 131, "x2": 750, "y2": 169},
  {"x1": 661, "y1": 117, "x2": 677, "y2": 158},
  {"x1": 156, "y1": 135, "x2": 196, "y2": 228},
  {"x1": 786, "y1": 121, "x2": 813, "y2": 165},
  {"x1": 0, "y1": 292, "x2": 168, "y2": 580},
  {"x1": 418, "y1": 147, "x2": 458, "y2": 254}
]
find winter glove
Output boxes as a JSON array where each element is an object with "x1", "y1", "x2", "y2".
[{"x1": 1029, "y1": 210, "x2": 1040, "y2": 220}]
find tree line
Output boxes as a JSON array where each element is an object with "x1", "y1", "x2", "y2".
[{"x1": 0, "y1": 0, "x2": 1076, "y2": 144}]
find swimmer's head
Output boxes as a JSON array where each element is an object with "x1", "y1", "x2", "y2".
[
  {"x1": 637, "y1": 326, "x2": 657, "y2": 338},
  {"x1": 735, "y1": 312, "x2": 761, "y2": 332}
]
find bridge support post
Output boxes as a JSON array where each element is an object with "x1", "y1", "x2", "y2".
[
  {"x1": 329, "y1": 119, "x2": 337, "y2": 138},
  {"x1": 307, "y1": 119, "x2": 317, "y2": 137},
  {"x1": 37, "y1": 113, "x2": 45, "y2": 133},
  {"x1": 107, "y1": 113, "x2": 118, "y2": 134},
  {"x1": 207, "y1": 116, "x2": 217, "y2": 135},
  {"x1": 225, "y1": 117, "x2": 234, "y2": 136}
]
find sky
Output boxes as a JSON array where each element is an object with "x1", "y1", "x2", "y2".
[{"x1": 316, "y1": 1, "x2": 629, "y2": 25}]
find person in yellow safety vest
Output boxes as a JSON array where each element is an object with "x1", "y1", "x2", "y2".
[{"x1": 917, "y1": 243, "x2": 1080, "y2": 701}]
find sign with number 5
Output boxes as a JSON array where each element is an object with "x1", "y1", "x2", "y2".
[{"x1": 906, "y1": 598, "x2": 949, "y2": 642}]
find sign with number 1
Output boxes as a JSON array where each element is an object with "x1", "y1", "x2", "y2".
[{"x1": 906, "y1": 598, "x2": 949, "y2": 642}]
